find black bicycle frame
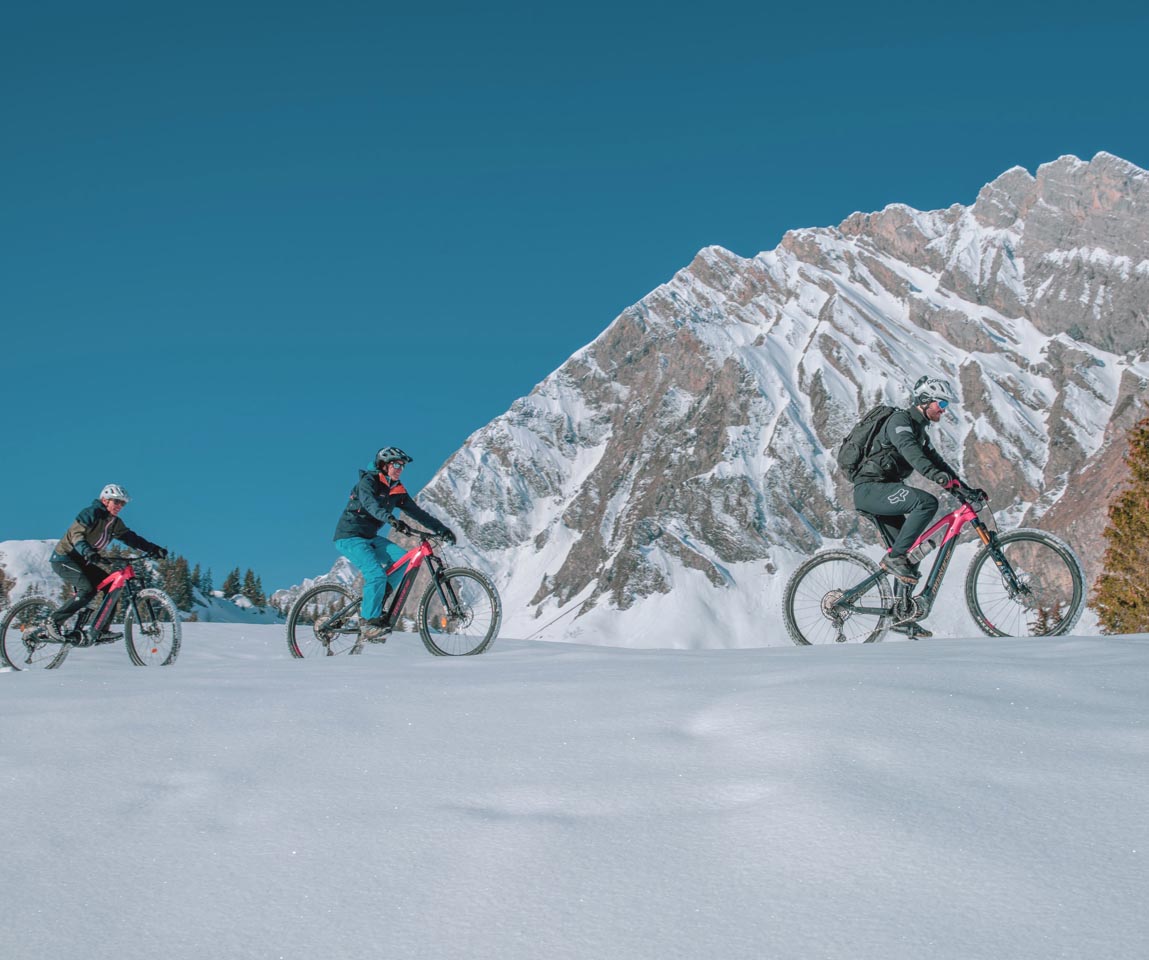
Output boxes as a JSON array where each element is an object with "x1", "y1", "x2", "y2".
[{"x1": 835, "y1": 499, "x2": 1005, "y2": 619}]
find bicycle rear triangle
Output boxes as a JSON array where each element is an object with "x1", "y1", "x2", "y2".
[{"x1": 782, "y1": 490, "x2": 1085, "y2": 645}]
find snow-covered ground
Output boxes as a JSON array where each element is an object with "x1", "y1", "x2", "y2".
[{"x1": 2, "y1": 624, "x2": 1145, "y2": 960}]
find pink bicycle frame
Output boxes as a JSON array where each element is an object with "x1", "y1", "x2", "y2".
[
  {"x1": 905, "y1": 502, "x2": 982, "y2": 555},
  {"x1": 382, "y1": 540, "x2": 436, "y2": 618},
  {"x1": 96, "y1": 563, "x2": 136, "y2": 594},
  {"x1": 88, "y1": 562, "x2": 137, "y2": 636}
]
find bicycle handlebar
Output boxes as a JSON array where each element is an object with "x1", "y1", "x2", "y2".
[
  {"x1": 390, "y1": 518, "x2": 451, "y2": 543},
  {"x1": 88, "y1": 553, "x2": 155, "y2": 565},
  {"x1": 948, "y1": 487, "x2": 989, "y2": 510}
]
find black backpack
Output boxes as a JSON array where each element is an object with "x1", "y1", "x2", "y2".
[{"x1": 836, "y1": 405, "x2": 897, "y2": 481}]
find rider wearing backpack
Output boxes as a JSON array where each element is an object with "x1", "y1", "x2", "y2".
[
  {"x1": 843, "y1": 376, "x2": 984, "y2": 585},
  {"x1": 333, "y1": 446, "x2": 457, "y2": 642},
  {"x1": 49, "y1": 484, "x2": 168, "y2": 643}
]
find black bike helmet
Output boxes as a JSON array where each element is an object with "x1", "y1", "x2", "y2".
[{"x1": 375, "y1": 446, "x2": 414, "y2": 470}]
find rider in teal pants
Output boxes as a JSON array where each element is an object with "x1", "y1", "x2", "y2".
[{"x1": 332, "y1": 446, "x2": 456, "y2": 639}]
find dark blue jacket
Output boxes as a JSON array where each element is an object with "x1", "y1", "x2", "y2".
[{"x1": 332, "y1": 469, "x2": 448, "y2": 541}]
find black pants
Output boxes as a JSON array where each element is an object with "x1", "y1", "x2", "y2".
[
  {"x1": 853, "y1": 482, "x2": 938, "y2": 557},
  {"x1": 50, "y1": 556, "x2": 107, "y2": 622}
]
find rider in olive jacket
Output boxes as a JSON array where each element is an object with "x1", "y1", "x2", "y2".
[{"x1": 50, "y1": 484, "x2": 167, "y2": 639}]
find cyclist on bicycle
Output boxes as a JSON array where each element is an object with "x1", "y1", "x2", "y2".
[
  {"x1": 333, "y1": 447, "x2": 457, "y2": 641},
  {"x1": 852, "y1": 375, "x2": 985, "y2": 587},
  {"x1": 49, "y1": 483, "x2": 168, "y2": 643}
]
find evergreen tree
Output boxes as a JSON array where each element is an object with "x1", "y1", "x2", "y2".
[
  {"x1": 191, "y1": 563, "x2": 202, "y2": 597},
  {"x1": 0, "y1": 555, "x2": 14, "y2": 609},
  {"x1": 159, "y1": 555, "x2": 195, "y2": 611},
  {"x1": 202, "y1": 568, "x2": 214, "y2": 596},
  {"x1": 221, "y1": 567, "x2": 242, "y2": 597},
  {"x1": 241, "y1": 569, "x2": 267, "y2": 606},
  {"x1": 1094, "y1": 415, "x2": 1149, "y2": 634}
]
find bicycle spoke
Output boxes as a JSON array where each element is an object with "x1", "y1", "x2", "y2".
[
  {"x1": 966, "y1": 531, "x2": 1084, "y2": 637},
  {"x1": 784, "y1": 552, "x2": 891, "y2": 645},
  {"x1": 419, "y1": 569, "x2": 500, "y2": 656},
  {"x1": 287, "y1": 584, "x2": 362, "y2": 658}
]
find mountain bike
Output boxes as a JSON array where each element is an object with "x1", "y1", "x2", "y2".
[
  {"x1": 0, "y1": 555, "x2": 181, "y2": 670},
  {"x1": 783, "y1": 490, "x2": 1085, "y2": 644},
  {"x1": 286, "y1": 523, "x2": 501, "y2": 658}
]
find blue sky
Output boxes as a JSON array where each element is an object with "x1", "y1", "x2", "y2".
[{"x1": 4, "y1": 0, "x2": 1147, "y2": 591}]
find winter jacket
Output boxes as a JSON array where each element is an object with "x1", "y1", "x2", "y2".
[
  {"x1": 332, "y1": 469, "x2": 449, "y2": 541},
  {"x1": 852, "y1": 406, "x2": 959, "y2": 486},
  {"x1": 52, "y1": 500, "x2": 161, "y2": 562}
]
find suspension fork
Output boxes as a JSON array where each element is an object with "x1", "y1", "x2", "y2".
[
  {"x1": 426, "y1": 555, "x2": 463, "y2": 614},
  {"x1": 971, "y1": 518, "x2": 1024, "y2": 592}
]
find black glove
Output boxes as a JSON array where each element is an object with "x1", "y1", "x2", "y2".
[
  {"x1": 391, "y1": 517, "x2": 412, "y2": 536},
  {"x1": 439, "y1": 527, "x2": 457, "y2": 546},
  {"x1": 146, "y1": 546, "x2": 168, "y2": 560},
  {"x1": 947, "y1": 479, "x2": 987, "y2": 504},
  {"x1": 83, "y1": 551, "x2": 103, "y2": 566}
]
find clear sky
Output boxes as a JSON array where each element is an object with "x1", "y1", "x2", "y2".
[{"x1": 4, "y1": 0, "x2": 1147, "y2": 591}]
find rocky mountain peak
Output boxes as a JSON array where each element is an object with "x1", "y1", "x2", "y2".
[{"x1": 305, "y1": 155, "x2": 1149, "y2": 647}]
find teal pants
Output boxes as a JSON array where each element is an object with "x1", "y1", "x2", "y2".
[{"x1": 335, "y1": 536, "x2": 406, "y2": 619}]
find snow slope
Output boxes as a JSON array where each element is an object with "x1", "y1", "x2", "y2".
[{"x1": 2, "y1": 624, "x2": 1145, "y2": 960}]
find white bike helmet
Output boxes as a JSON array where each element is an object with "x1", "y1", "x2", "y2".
[
  {"x1": 912, "y1": 375, "x2": 957, "y2": 407},
  {"x1": 100, "y1": 483, "x2": 131, "y2": 502}
]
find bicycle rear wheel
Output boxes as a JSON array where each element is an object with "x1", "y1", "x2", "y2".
[
  {"x1": 124, "y1": 588, "x2": 182, "y2": 666},
  {"x1": 965, "y1": 529, "x2": 1085, "y2": 637},
  {"x1": 0, "y1": 598, "x2": 70, "y2": 671},
  {"x1": 287, "y1": 583, "x2": 362, "y2": 658},
  {"x1": 418, "y1": 568, "x2": 500, "y2": 656},
  {"x1": 783, "y1": 550, "x2": 892, "y2": 645}
]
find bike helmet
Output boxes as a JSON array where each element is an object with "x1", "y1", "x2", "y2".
[
  {"x1": 99, "y1": 483, "x2": 131, "y2": 502},
  {"x1": 375, "y1": 446, "x2": 414, "y2": 470},
  {"x1": 912, "y1": 375, "x2": 957, "y2": 407}
]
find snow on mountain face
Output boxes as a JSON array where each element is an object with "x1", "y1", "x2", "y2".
[{"x1": 313, "y1": 154, "x2": 1149, "y2": 648}]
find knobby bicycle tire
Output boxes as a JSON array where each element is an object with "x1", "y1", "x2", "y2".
[
  {"x1": 783, "y1": 550, "x2": 892, "y2": 645},
  {"x1": 417, "y1": 567, "x2": 501, "y2": 656},
  {"x1": 124, "y1": 588, "x2": 182, "y2": 666},
  {"x1": 0, "y1": 597, "x2": 70, "y2": 671},
  {"x1": 287, "y1": 583, "x2": 362, "y2": 658},
  {"x1": 964, "y1": 529, "x2": 1085, "y2": 637}
]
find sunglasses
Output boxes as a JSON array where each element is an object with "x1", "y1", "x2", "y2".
[{"x1": 934, "y1": 399, "x2": 949, "y2": 410}]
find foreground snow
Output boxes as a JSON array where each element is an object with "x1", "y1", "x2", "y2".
[{"x1": 2, "y1": 625, "x2": 1146, "y2": 960}]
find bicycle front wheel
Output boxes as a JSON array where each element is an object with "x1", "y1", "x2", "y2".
[
  {"x1": 287, "y1": 583, "x2": 362, "y2": 658},
  {"x1": 0, "y1": 598, "x2": 70, "y2": 671},
  {"x1": 418, "y1": 568, "x2": 501, "y2": 656},
  {"x1": 124, "y1": 588, "x2": 182, "y2": 666},
  {"x1": 783, "y1": 550, "x2": 892, "y2": 645},
  {"x1": 965, "y1": 529, "x2": 1085, "y2": 637}
]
